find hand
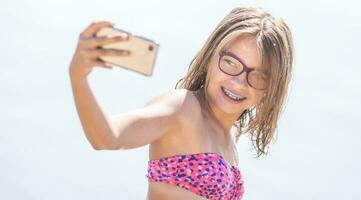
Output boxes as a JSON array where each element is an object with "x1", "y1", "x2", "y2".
[{"x1": 68, "y1": 21, "x2": 130, "y2": 79}]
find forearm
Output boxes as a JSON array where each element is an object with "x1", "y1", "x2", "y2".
[{"x1": 69, "y1": 74, "x2": 117, "y2": 149}]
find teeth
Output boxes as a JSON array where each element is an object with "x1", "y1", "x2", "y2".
[{"x1": 223, "y1": 87, "x2": 246, "y2": 101}]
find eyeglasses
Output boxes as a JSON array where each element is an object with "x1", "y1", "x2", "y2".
[{"x1": 218, "y1": 50, "x2": 268, "y2": 90}]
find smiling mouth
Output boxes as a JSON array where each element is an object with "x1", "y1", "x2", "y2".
[{"x1": 221, "y1": 86, "x2": 247, "y2": 102}]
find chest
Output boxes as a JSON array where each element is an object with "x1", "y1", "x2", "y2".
[
  {"x1": 147, "y1": 152, "x2": 243, "y2": 199},
  {"x1": 149, "y1": 110, "x2": 240, "y2": 168}
]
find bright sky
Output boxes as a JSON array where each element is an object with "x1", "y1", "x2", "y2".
[{"x1": 1, "y1": 0, "x2": 360, "y2": 199}]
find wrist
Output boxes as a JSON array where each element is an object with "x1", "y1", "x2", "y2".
[{"x1": 69, "y1": 70, "x2": 88, "y2": 85}]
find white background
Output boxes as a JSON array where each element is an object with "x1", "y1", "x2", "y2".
[{"x1": 1, "y1": 0, "x2": 360, "y2": 199}]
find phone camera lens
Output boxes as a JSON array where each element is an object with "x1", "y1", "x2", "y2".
[{"x1": 148, "y1": 45, "x2": 154, "y2": 51}]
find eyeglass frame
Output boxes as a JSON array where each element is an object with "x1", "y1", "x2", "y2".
[{"x1": 217, "y1": 50, "x2": 267, "y2": 90}]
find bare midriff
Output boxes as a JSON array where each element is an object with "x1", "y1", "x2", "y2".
[{"x1": 146, "y1": 181, "x2": 208, "y2": 200}]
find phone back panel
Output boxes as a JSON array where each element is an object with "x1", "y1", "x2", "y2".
[{"x1": 95, "y1": 27, "x2": 159, "y2": 76}]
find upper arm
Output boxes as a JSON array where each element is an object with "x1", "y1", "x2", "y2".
[{"x1": 106, "y1": 89, "x2": 188, "y2": 150}]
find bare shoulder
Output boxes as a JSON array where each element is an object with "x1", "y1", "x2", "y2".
[
  {"x1": 144, "y1": 88, "x2": 201, "y2": 122},
  {"x1": 146, "y1": 89, "x2": 204, "y2": 157}
]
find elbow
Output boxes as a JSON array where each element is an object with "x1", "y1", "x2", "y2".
[
  {"x1": 91, "y1": 141, "x2": 124, "y2": 151},
  {"x1": 91, "y1": 141, "x2": 114, "y2": 150},
  {"x1": 92, "y1": 143, "x2": 106, "y2": 150},
  {"x1": 92, "y1": 145, "x2": 105, "y2": 150}
]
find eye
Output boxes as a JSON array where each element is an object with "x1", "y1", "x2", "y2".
[
  {"x1": 250, "y1": 71, "x2": 267, "y2": 79},
  {"x1": 224, "y1": 58, "x2": 235, "y2": 66},
  {"x1": 258, "y1": 72, "x2": 268, "y2": 80}
]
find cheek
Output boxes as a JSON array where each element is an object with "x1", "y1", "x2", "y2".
[
  {"x1": 247, "y1": 90, "x2": 265, "y2": 105},
  {"x1": 210, "y1": 64, "x2": 229, "y2": 84},
  {"x1": 207, "y1": 64, "x2": 226, "y2": 88}
]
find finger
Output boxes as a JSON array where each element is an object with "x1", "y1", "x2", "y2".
[
  {"x1": 85, "y1": 35, "x2": 129, "y2": 48},
  {"x1": 93, "y1": 58, "x2": 113, "y2": 69},
  {"x1": 80, "y1": 21, "x2": 114, "y2": 38},
  {"x1": 87, "y1": 48, "x2": 131, "y2": 58}
]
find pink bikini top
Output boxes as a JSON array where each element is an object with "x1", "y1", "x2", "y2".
[{"x1": 145, "y1": 152, "x2": 245, "y2": 200}]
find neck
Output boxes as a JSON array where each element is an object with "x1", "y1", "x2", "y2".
[{"x1": 196, "y1": 87, "x2": 242, "y2": 136}]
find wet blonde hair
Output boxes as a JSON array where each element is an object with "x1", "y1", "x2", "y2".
[{"x1": 175, "y1": 7, "x2": 294, "y2": 158}]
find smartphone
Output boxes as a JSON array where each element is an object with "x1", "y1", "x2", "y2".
[{"x1": 95, "y1": 26, "x2": 159, "y2": 76}]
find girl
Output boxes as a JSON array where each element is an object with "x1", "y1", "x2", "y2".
[{"x1": 69, "y1": 7, "x2": 294, "y2": 200}]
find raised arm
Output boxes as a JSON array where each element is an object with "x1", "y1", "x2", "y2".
[
  {"x1": 68, "y1": 20, "x2": 130, "y2": 150},
  {"x1": 108, "y1": 89, "x2": 187, "y2": 150},
  {"x1": 68, "y1": 21, "x2": 190, "y2": 151},
  {"x1": 70, "y1": 75, "x2": 186, "y2": 150},
  {"x1": 69, "y1": 76, "x2": 119, "y2": 150},
  {"x1": 69, "y1": 58, "x2": 189, "y2": 150}
]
